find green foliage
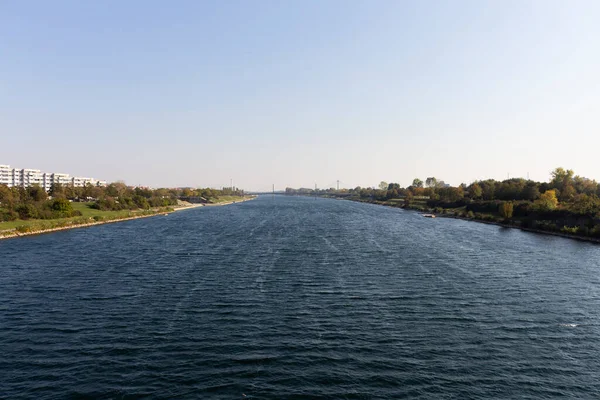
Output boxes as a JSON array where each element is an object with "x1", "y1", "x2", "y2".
[
  {"x1": 51, "y1": 198, "x2": 74, "y2": 216},
  {"x1": 561, "y1": 226, "x2": 579, "y2": 234},
  {"x1": 412, "y1": 178, "x2": 423, "y2": 188},
  {"x1": 0, "y1": 209, "x2": 18, "y2": 221},
  {"x1": 571, "y1": 194, "x2": 600, "y2": 216},
  {"x1": 534, "y1": 190, "x2": 559, "y2": 211},
  {"x1": 16, "y1": 203, "x2": 39, "y2": 219},
  {"x1": 470, "y1": 183, "x2": 482, "y2": 199},
  {"x1": 425, "y1": 177, "x2": 437, "y2": 188}
]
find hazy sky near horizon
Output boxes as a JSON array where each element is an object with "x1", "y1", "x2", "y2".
[{"x1": 2, "y1": 1, "x2": 599, "y2": 190}]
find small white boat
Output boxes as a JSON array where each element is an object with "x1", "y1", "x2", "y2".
[{"x1": 422, "y1": 214, "x2": 436, "y2": 218}]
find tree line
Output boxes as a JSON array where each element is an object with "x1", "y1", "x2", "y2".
[
  {"x1": 0, "y1": 182, "x2": 244, "y2": 222},
  {"x1": 286, "y1": 168, "x2": 600, "y2": 238}
]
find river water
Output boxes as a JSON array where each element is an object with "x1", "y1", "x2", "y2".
[{"x1": 1, "y1": 195, "x2": 600, "y2": 399}]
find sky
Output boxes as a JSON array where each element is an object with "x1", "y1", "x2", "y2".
[{"x1": 1, "y1": 1, "x2": 599, "y2": 191}]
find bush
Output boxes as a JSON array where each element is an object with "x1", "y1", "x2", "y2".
[
  {"x1": 0, "y1": 210, "x2": 18, "y2": 221},
  {"x1": 499, "y1": 201, "x2": 514, "y2": 219},
  {"x1": 15, "y1": 225, "x2": 32, "y2": 233},
  {"x1": 561, "y1": 226, "x2": 579, "y2": 234},
  {"x1": 16, "y1": 203, "x2": 40, "y2": 219}
]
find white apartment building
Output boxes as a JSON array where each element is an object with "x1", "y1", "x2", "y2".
[
  {"x1": 0, "y1": 165, "x2": 11, "y2": 186},
  {"x1": 0, "y1": 164, "x2": 107, "y2": 190},
  {"x1": 22, "y1": 169, "x2": 44, "y2": 187},
  {"x1": 72, "y1": 177, "x2": 94, "y2": 187},
  {"x1": 53, "y1": 173, "x2": 72, "y2": 186},
  {"x1": 12, "y1": 169, "x2": 22, "y2": 187},
  {"x1": 42, "y1": 173, "x2": 53, "y2": 192}
]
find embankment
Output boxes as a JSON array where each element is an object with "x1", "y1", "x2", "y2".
[{"x1": 0, "y1": 196, "x2": 256, "y2": 241}]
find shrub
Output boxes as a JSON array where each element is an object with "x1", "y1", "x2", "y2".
[
  {"x1": 561, "y1": 226, "x2": 579, "y2": 234},
  {"x1": 15, "y1": 225, "x2": 32, "y2": 233},
  {"x1": 499, "y1": 202, "x2": 514, "y2": 219},
  {"x1": 16, "y1": 204, "x2": 39, "y2": 219},
  {"x1": 0, "y1": 210, "x2": 18, "y2": 221}
]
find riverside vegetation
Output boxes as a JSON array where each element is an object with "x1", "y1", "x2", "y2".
[
  {"x1": 0, "y1": 182, "x2": 245, "y2": 237},
  {"x1": 286, "y1": 168, "x2": 600, "y2": 241}
]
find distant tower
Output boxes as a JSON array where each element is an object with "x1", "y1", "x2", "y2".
[{"x1": 337, "y1": 180, "x2": 339, "y2": 191}]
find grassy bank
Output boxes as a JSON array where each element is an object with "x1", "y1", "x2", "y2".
[
  {"x1": 0, "y1": 202, "x2": 172, "y2": 237},
  {"x1": 0, "y1": 196, "x2": 255, "y2": 239}
]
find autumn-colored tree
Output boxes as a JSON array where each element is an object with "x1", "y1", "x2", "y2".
[
  {"x1": 535, "y1": 189, "x2": 559, "y2": 211},
  {"x1": 499, "y1": 201, "x2": 514, "y2": 219},
  {"x1": 470, "y1": 183, "x2": 482, "y2": 199}
]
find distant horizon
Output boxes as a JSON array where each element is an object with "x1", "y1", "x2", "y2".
[
  {"x1": 2, "y1": 1, "x2": 599, "y2": 190},
  {"x1": 2, "y1": 160, "x2": 594, "y2": 192}
]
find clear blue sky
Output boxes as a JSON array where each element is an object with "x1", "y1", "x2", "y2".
[{"x1": 1, "y1": 1, "x2": 599, "y2": 190}]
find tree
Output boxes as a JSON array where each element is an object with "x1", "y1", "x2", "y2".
[
  {"x1": 470, "y1": 183, "x2": 482, "y2": 199},
  {"x1": 412, "y1": 178, "x2": 423, "y2": 188},
  {"x1": 522, "y1": 182, "x2": 540, "y2": 201},
  {"x1": 404, "y1": 191, "x2": 413, "y2": 206},
  {"x1": 535, "y1": 189, "x2": 559, "y2": 211},
  {"x1": 378, "y1": 181, "x2": 388, "y2": 191},
  {"x1": 571, "y1": 194, "x2": 600, "y2": 216},
  {"x1": 480, "y1": 180, "x2": 496, "y2": 200},
  {"x1": 499, "y1": 201, "x2": 514, "y2": 219},
  {"x1": 425, "y1": 177, "x2": 437, "y2": 188},
  {"x1": 0, "y1": 185, "x2": 14, "y2": 207},
  {"x1": 560, "y1": 184, "x2": 576, "y2": 202},
  {"x1": 28, "y1": 185, "x2": 47, "y2": 202},
  {"x1": 51, "y1": 198, "x2": 74, "y2": 217},
  {"x1": 551, "y1": 167, "x2": 574, "y2": 192}
]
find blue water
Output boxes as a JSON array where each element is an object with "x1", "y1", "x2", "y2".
[{"x1": 1, "y1": 195, "x2": 600, "y2": 399}]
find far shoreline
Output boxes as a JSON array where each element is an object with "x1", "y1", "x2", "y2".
[{"x1": 349, "y1": 197, "x2": 600, "y2": 245}]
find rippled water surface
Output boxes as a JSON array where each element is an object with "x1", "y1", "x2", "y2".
[{"x1": 2, "y1": 195, "x2": 600, "y2": 399}]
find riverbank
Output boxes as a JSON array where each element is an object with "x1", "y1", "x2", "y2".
[
  {"x1": 435, "y1": 213, "x2": 600, "y2": 244},
  {"x1": 324, "y1": 196, "x2": 600, "y2": 245},
  {"x1": 0, "y1": 196, "x2": 256, "y2": 241}
]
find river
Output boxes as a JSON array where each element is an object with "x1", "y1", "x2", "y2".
[{"x1": 1, "y1": 195, "x2": 600, "y2": 399}]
